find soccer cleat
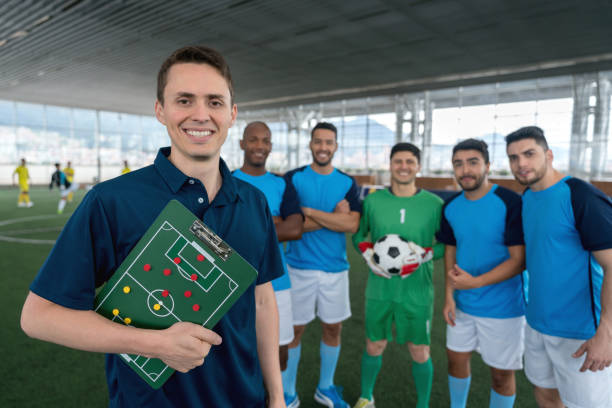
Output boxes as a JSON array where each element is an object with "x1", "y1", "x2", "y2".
[
  {"x1": 285, "y1": 393, "x2": 300, "y2": 408},
  {"x1": 27, "y1": 202, "x2": 34, "y2": 208},
  {"x1": 314, "y1": 385, "x2": 349, "y2": 408},
  {"x1": 353, "y1": 397, "x2": 375, "y2": 408},
  {"x1": 17, "y1": 202, "x2": 26, "y2": 207}
]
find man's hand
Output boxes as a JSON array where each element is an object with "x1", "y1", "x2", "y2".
[
  {"x1": 443, "y1": 295, "x2": 456, "y2": 326},
  {"x1": 572, "y1": 322, "x2": 612, "y2": 372},
  {"x1": 448, "y1": 264, "x2": 480, "y2": 290},
  {"x1": 157, "y1": 322, "x2": 222, "y2": 373},
  {"x1": 334, "y1": 199, "x2": 350, "y2": 214},
  {"x1": 357, "y1": 242, "x2": 391, "y2": 279},
  {"x1": 272, "y1": 215, "x2": 282, "y2": 226},
  {"x1": 399, "y1": 242, "x2": 433, "y2": 278}
]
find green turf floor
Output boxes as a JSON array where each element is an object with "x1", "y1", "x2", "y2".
[{"x1": 0, "y1": 186, "x2": 536, "y2": 407}]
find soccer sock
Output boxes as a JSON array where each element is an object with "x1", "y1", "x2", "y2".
[
  {"x1": 489, "y1": 389, "x2": 515, "y2": 408},
  {"x1": 25, "y1": 194, "x2": 30, "y2": 204},
  {"x1": 318, "y1": 341, "x2": 340, "y2": 390},
  {"x1": 448, "y1": 375, "x2": 471, "y2": 408},
  {"x1": 58, "y1": 199, "x2": 66, "y2": 213},
  {"x1": 412, "y1": 358, "x2": 433, "y2": 408},
  {"x1": 282, "y1": 343, "x2": 301, "y2": 397},
  {"x1": 360, "y1": 351, "x2": 382, "y2": 400}
]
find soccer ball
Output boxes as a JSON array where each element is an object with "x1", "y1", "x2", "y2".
[{"x1": 372, "y1": 234, "x2": 418, "y2": 276}]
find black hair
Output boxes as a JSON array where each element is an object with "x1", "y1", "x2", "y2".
[
  {"x1": 452, "y1": 138, "x2": 489, "y2": 163},
  {"x1": 243, "y1": 121, "x2": 271, "y2": 138},
  {"x1": 390, "y1": 142, "x2": 420, "y2": 163},
  {"x1": 505, "y1": 126, "x2": 549, "y2": 150},
  {"x1": 311, "y1": 122, "x2": 337, "y2": 140}
]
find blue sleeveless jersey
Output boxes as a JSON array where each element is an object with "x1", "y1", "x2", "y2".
[
  {"x1": 437, "y1": 185, "x2": 525, "y2": 318},
  {"x1": 522, "y1": 176, "x2": 612, "y2": 339},
  {"x1": 284, "y1": 166, "x2": 361, "y2": 273},
  {"x1": 233, "y1": 169, "x2": 302, "y2": 291}
]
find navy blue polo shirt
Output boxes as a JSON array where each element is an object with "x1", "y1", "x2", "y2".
[{"x1": 30, "y1": 147, "x2": 284, "y2": 407}]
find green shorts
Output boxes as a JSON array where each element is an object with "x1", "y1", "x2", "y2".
[{"x1": 365, "y1": 298, "x2": 433, "y2": 345}]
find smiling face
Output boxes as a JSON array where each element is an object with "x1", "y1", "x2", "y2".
[
  {"x1": 310, "y1": 128, "x2": 337, "y2": 167},
  {"x1": 452, "y1": 149, "x2": 489, "y2": 192},
  {"x1": 506, "y1": 138, "x2": 552, "y2": 188},
  {"x1": 240, "y1": 122, "x2": 271, "y2": 169},
  {"x1": 154, "y1": 62, "x2": 237, "y2": 167},
  {"x1": 390, "y1": 150, "x2": 420, "y2": 186}
]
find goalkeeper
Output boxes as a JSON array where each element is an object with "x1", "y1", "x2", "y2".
[{"x1": 352, "y1": 142, "x2": 444, "y2": 408}]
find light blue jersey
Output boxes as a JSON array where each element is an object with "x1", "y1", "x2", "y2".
[
  {"x1": 437, "y1": 185, "x2": 525, "y2": 318},
  {"x1": 233, "y1": 169, "x2": 302, "y2": 291},
  {"x1": 284, "y1": 165, "x2": 361, "y2": 273},
  {"x1": 522, "y1": 176, "x2": 612, "y2": 339}
]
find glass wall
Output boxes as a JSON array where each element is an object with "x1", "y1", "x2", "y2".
[{"x1": 2, "y1": 69, "x2": 611, "y2": 184}]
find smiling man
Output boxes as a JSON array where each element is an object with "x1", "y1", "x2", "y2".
[
  {"x1": 436, "y1": 139, "x2": 526, "y2": 408},
  {"x1": 352, "y1": 142, "x2": 444, "y2": 408},
  {"x1": 282, "y1": 122, "x2": 361, "y2": 408},
  {"x1": 21, "y1": 46, "x2": 286, "y2": 408},
  {"x1": 506, "y1": 126, "x2": 612, "y2": 408},
  {"x1": 232, "y1": 121, "x2": 304, "y2": 407}
]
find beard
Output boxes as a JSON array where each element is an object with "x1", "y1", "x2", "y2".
[
  {"x1": 458, "y1": 173, "x2": 486, "y2": 191},
  {"x1": 515, "y1": 163, "x2": 547, "y2": 186},
  {"x1": 312, "y1": 151, "x2": 333, "y2": 167}
]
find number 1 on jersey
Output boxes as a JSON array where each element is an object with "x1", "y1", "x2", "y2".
[{"x1": 400, "y1": 208, "x2": 405, "y2": 224}]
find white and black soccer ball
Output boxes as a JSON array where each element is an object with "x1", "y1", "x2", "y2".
[{"x1": 372, "y1": 234, "x2": 418, "y2": 275}]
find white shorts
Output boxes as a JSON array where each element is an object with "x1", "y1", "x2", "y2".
[
  {"x1": 288, "y1": 266, "x2": 351, "y2": 325},
  {"x1": 446, "y1": 309, "x2": 525, "y2": 370},
  {"x1": 275, "y1": 289, "x2": 294, "y2": 346},
  {"x1": 60, "y1": 182, "x2": 79, "y2": 198},
  {"x1": 524, "y1": 323, "x2": 612, "y2": 408}
]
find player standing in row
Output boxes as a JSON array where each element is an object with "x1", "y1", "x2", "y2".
[
  {"x1": 352, "y1": 143, "x2": 444, "y2": 408},
  {"x1": 49, "y1": 162, "x2": 78, "y2": 214},
  {"x1": 21, "y1": 46, "x2": 286, "y2": 407},
  {"x1": 436, "y1": 139, "x2": 526, "y2": 408},
  {"x1": 13, "y1": 157, "x2": 33, "y2": 208},
  {"x1": 505, "y1": 126, "x2": 612, "y2": 408},
  {"x1": 121, "y1": 160, "x2": 131, "y2": 175},
  {"x1": 232, "y1": 120, "x2": 304, "y2": 406},
  {"x1": 283, "y1": 122, "x2": 361, "y2": 408},
  {"x1": 63, "y1": 161, "x2": 75, "y2": 203}
]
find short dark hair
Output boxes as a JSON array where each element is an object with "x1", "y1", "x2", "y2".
[
  {"x1": 311, "y1": 122, "x2": 337, "y2": 139},
  {"x1": 505, "y1": 126, "x2": 549, "y2": 150},
  {"x1": 390, "y1": 142, "x2": 420, "y2": 163},
  {"x1": 453, "y1": 138, "x2": 489, "y2": 164},
  {"x1": 243, "y1": 121, "x2": 271, "y2": 138},
  {"x1": 157, "y1": 45, "x2": 234, "y2": 105}
]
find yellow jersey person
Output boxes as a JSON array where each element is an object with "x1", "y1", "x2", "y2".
[
  {"x1": 63, "y1": 161, "x2": 75, "y2": 202},
  {"x1": 121, "y1": 160, "x2": 131, "y2": 175},
  {"x1": 13, "y1": 158, "x2": 33, "y2": 208}
]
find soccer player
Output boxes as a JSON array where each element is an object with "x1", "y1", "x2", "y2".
[
  {"x1": 436, "y1": 139, "x2": 525, "y2": 408},
  {"x1": 121, "y1": 160, "x2": 131, "y2": 174},
  {"x1": 49, "y1": 163, "x2": 78, "y2": 214},
  {"x1": 232, "y1": 121, "x2": 304, "y2": 405},
  {"x1": 63, "y1": 161, "x2": 75, "y2": 202},
  {"x1": 283, "y1": 122, "x2": 361, "y2": 408},
  {"x1": 506, "y1": 126, "x2": 612, "y2": 408},
  {"x1": 352, "y1": 142, "x2": 444, "y2": 408},
  {"x1": 21, "y1": 46, "x2": 286, "y2": 408},
  {"x1": 13, "y1": 158, "x2": 33, "y2": 207}
]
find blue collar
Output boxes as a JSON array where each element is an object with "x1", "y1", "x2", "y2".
[{"x1": 153, "y1": 147, "x2": 240, "y2": 205}]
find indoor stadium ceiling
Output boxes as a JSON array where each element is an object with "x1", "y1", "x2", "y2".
[{"x1": 1, "y1": 0, "x2": 612, "y2": 116}]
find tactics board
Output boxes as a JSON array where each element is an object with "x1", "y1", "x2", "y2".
[{"x1": 94, "y1": 199, "x2": 258, "y2": 388}]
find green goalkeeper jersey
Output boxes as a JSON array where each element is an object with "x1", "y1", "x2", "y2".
[{"x1": 352, "y1": 188, "x2": 444, "y2": 304}]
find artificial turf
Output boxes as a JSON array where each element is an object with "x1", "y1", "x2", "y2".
[{"x1": 0, "y1": 186, "x2": 536, "y2": 407}]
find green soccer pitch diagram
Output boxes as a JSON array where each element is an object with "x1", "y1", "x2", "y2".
[{"x1": 94, "y1": 200, "x2": 258, "y2": 389}]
